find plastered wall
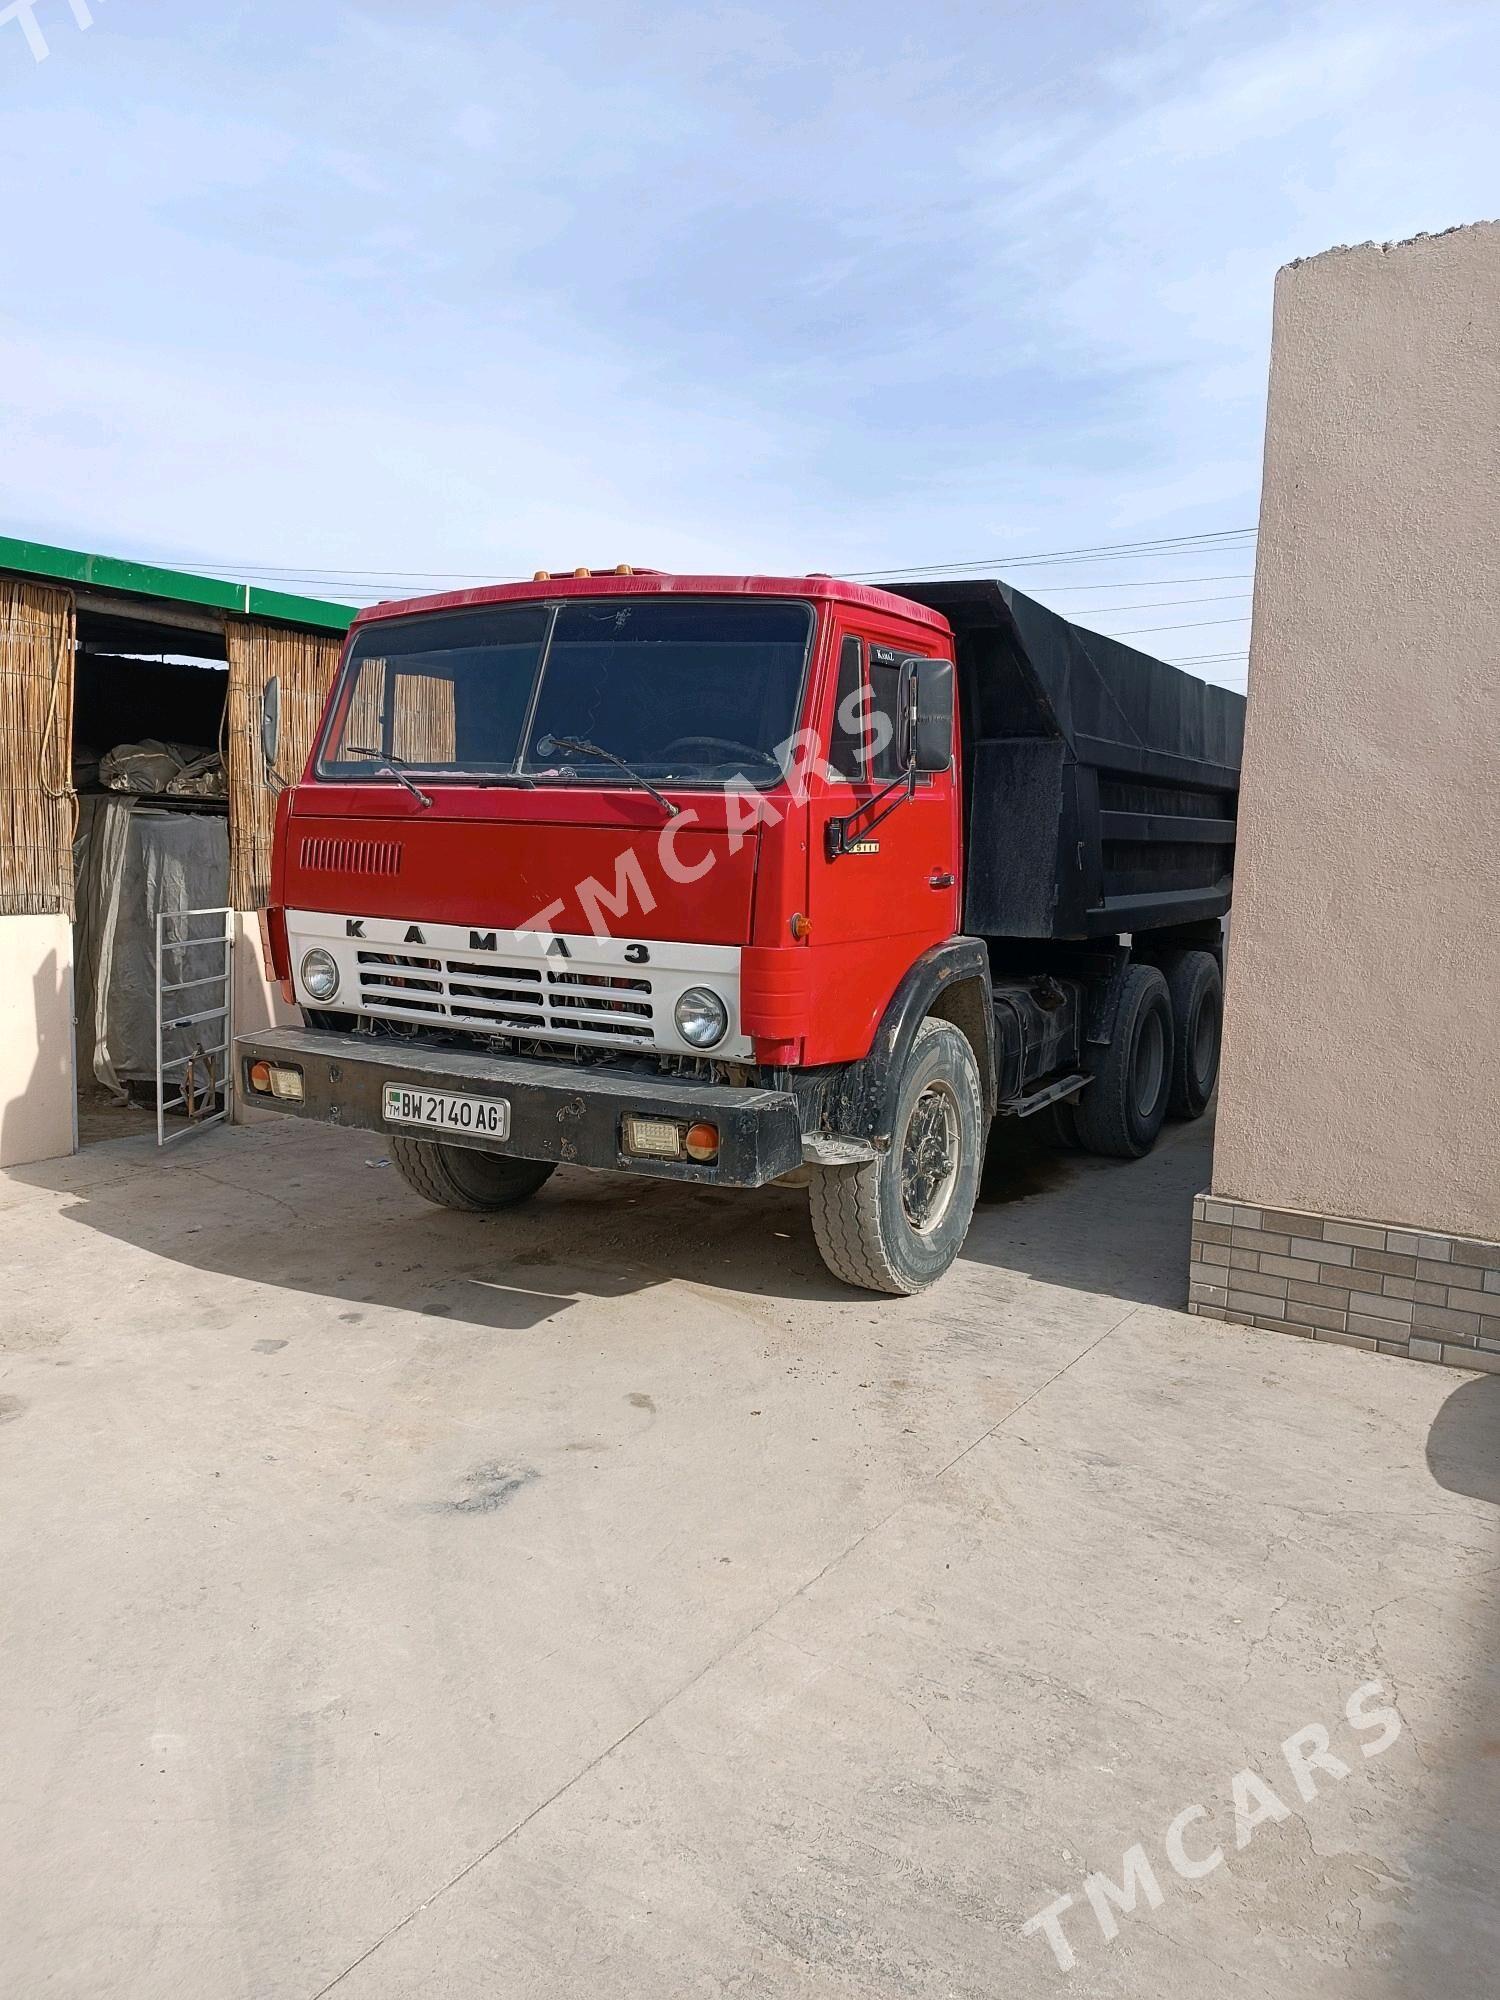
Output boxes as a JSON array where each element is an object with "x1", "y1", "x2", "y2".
[
  {"x1": 231, "y1": 912, "x2": 297, "y2": 1126},
  {"x1": 1213, "y1": 224, "x2": 1500, "y2": 1240},
  {"x1": 0, "y1": 913, "x2": 75, "y2": 1169}
]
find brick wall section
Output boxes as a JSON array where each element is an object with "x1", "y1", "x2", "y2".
[{"x1": 1188, "y1": 1195, "x2": 1500, "y2": 1370}]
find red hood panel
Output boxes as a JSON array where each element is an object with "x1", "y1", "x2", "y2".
[{"x1": 281, "y1": 797, "x2": 758, "y2": 945}]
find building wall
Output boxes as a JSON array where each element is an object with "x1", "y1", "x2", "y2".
[
  {"x1": 1195, "y1": 223, "x2": 1500, "y2": 1366},
  {"x1": 0, "y1": 913, "x2": 75, "y2": 1169},
  {"x1": 1213, "y1": 224, "x2": 1500, "y2": 1242},
  {"x1": 231, "y1": 912, "x2": 297, "y2": 1127}
]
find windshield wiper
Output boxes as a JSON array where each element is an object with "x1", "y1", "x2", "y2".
[
  {"x1": 535, "y1": 734, "x2": 681, "y2": 818},
  {"x1": 344, "y1": 747, "x2": 434, "y2": 810}
]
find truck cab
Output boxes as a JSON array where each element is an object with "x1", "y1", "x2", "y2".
[{"x1": 240, "y1": 568, "x2": 1243, "y2": 1293}]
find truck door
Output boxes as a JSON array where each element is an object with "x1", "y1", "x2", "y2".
[{"x1": 804, "y1": 628, "x2": 961, "y2": 1065}]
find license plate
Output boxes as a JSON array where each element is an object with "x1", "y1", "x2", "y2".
[{"x1": 382, "y1": 1084, "x2": 511, "y2": 1138}]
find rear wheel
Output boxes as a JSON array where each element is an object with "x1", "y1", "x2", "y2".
[
  {"x1": 1072, "y1": 963, "x2": 1175, "y2": 1159},
  {"x1": 1164, "y1": 950, "x2": 1223, "y2": 1119},
  {"x1": 390, "y1": 1136, "x2": 556, "y2": 1212},
  {"x1": 1046, "y1": 1098, "x2": 1084, "y2": 1151},
  {"x1": 808, "y1": 1017, "x2": 985, "y2": 1295}
]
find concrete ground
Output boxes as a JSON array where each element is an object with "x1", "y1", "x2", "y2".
[{"x1": 1, "y1": 1113, "x2": 1496, "y2": 2000}]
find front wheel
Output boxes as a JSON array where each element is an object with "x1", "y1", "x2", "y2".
[
  {"x1": 808, "y1": 1017, "x2": 985, "y2": 1295},
  {"x1": 390, "y1": 1136, "x2": 556, "y2": 1212}
]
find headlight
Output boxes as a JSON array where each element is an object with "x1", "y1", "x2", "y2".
[
  {"x1": 300, "y1": 948, "x2": 340, "y2": 1002},
  {"x1": 674, "y1": 986, "x2": 729, "y2": 1049}
]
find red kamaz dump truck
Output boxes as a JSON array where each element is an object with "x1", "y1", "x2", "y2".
[{"x1": 238, "y1": 568, "x2": 1245, "y2": 1293}]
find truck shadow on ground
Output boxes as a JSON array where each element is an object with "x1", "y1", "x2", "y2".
[
  {"x1": 10, "y1": 1110, "x2": 1212, "y2": 1332},
  {"x1": 967, "y1": 1110, "x2": 1211, "y2": 1307}
]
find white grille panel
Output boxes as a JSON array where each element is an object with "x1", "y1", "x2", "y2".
[{"x1": 287, "y1": 910, "x2": 750, "y2": 1059}]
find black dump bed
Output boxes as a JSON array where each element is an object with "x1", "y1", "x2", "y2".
[{"x1": 887, "y1": 576, "x2": 1247, "y2": 943}]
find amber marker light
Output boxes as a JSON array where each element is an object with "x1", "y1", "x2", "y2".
[{"x1": 684, "y1": 1123, "x2": 720, "y2": 1163}]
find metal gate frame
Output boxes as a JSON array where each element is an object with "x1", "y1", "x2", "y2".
[{"x1": 155, "y1": 906, "x2": 234, "y2": 1146}]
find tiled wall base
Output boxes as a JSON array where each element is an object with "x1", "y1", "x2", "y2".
[{"x1": 1188, "y1": 1195, "x2": 1500, "y2": 1369}]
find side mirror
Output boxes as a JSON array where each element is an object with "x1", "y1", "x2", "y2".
[
  {"x1": 906, "y1": 657, "x2": 955, "y2": 773},
  {"x1": 260, "y1": 676, "x2": 281, "y2": 777}
]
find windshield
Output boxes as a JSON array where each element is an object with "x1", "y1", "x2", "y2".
[{"x1": 319, "y1": 597, "x2": 814, "y2": 788}]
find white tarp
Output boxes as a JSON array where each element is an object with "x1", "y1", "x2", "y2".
[{"x1": 73, "y1": 798, "x2": 230, "y2": 1096}]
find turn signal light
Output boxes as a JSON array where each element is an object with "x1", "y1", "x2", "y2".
[
  {"x1": 248, "y1": 1060, "x2": 304, "y2": 1102},
  {"x1": 257, "y1": 905, "x2": 290, "y2": 983},
  {"x1": 684, "y1": 1122, "x2": 720, "y2": 1163}
]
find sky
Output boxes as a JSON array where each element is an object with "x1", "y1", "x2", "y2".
[{"x1": 0, "y1": 0, "x2": 1496, "y2": 689}]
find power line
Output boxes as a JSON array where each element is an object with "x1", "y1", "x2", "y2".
[
  {"x1": 1032, "y1": 573, "x2": 1254, "y2": 593},
  {"x1": 157, "y1": 561, "x2": 1260, "y2": 595},
  {"x1": 1094, "y1": 614, "x2": 1251, "y2": 637},
  {"x1": 139, "y1": 525, "x2": 1260, "y2": 596},
  {"x1": 1039, "y1": 591, "x2": 1250, "y2": 615},
  {"x1": 1176, "y1": 655, "x2": 1249, "y2": 672},
  {"x1": 848, "y1": 526, "x2": 1257, "y2": 580},
  {"x1": 150, "y1": 558, "x2": 525, "y2": 585}
]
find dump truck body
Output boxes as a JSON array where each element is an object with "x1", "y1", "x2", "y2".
[{"x1": 889, "y1": 577, "x2": 1244, "y2": 941}]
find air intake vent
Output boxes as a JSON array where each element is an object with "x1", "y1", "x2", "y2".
[{"x1": 299, "y1": 837, "x2": 403, "y2": 877}]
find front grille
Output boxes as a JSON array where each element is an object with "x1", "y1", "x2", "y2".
[
  {"x1": 300, "y1": 836, "x2": 404, "y2": 877},
  {"x1": 356, "y1": 949, "x2": 655, "y2": 1044}
]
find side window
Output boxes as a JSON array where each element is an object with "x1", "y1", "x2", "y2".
[
  {"x1": 867, "y1": 646, "x2": 905, "y2": 781},
  {"x1": 827, "y1": 635, "x2": 867, "y2": 781}
]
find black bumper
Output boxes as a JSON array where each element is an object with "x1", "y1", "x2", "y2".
[{"x1": 234, "y1": 1028, "x2": 805, "y2": 1188}]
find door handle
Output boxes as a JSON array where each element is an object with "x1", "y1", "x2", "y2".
[{"x1": 928, "y1": 870, "x2": 955, "y2": 889}]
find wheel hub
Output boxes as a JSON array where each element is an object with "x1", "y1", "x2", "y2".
[
  {"x1": 1132, "y1": 1009, "x2": 1166, "y2": 1119},
  {"x1": 901, "y1": 1082, "x2": 960, "y2": 1233}
]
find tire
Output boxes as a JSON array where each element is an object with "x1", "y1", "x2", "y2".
[
  {"x1": 808, "y1": 1017, "x2": 985, "y2": 1295},
  {"x1": 389, "y1": 1136, "x2": 556, "y2": 1212},
  {"x1": 1164, "y1": 950, "x2": 1223, "y2": 1120},
  {"x1": 1045, "y1": 1098, "x2": 1084, "y2": 1151},
  {"x1": 1072, "y1": 963, "x2": 1175, "y2": 1160}
]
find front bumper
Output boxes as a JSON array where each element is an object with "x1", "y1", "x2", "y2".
[{"x1": 234, "y1": 1028, "x2": 804, "y2": 1188}]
